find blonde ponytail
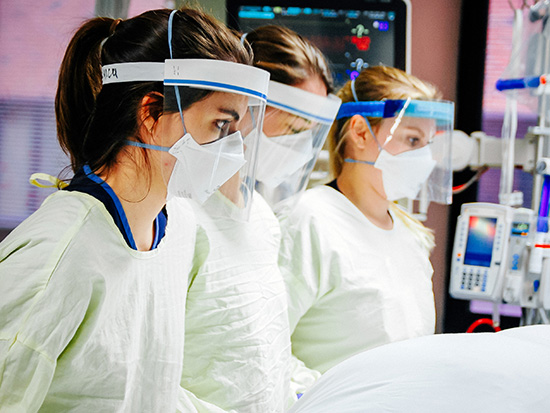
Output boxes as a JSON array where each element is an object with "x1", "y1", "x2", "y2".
[{"x1": 389, "y1": 203, "x2": 435, "y2": 253}]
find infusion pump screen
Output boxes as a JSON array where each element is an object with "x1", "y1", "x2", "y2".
[
  {"x1": 463, "y1": 216, "x2": 498, "y2": 268},
  {"x1": 231, "y1": 5, "x2": 405, "y2": 87}
]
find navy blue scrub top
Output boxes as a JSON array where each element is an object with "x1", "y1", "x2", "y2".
[
  {"x1": 326, "y1": 178, "x2": 342, "y2": 193},
  {"x1": 64, "y1": 165, "x2": 167, "y2": 250}
]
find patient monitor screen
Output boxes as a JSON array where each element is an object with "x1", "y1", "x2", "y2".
[
  {"x1": 227, "y1": 0, "x2": 408, "y2": 87},
  {"x1": 463, "y1": 216, "x2": 498, "y2": 268}
]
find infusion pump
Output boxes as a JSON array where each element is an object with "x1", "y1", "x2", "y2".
[{"x1": 449, "y1": 203, "x2": 534, "y2": 302}]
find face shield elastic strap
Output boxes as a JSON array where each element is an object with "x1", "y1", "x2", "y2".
[
  {"x1": 351, "y1": 77, "x2": 360, "y2": 102},
  {"x1": 168, "y1": 9, "x2": 187, "y2": 135},
  {"x1": 119, "y1": 10, "x2": 187, "y2": 152}
]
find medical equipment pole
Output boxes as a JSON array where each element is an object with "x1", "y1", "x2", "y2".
[{"x1": 499, "y1": 9, "x2": 524, "y2": 207}]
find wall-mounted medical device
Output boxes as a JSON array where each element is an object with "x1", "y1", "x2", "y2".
[
  {"x1": 449, "y1": 203, "x2": 534, "y2": 302},
  {"x1": 448, "y1": 1, "x2": 550, "y2": 328}
]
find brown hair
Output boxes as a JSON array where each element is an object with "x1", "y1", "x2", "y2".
[
  {"x1": 244, "y1": 25, "x2": 333, "y2": 92},
  {"x1": 328, "y1": 66, "x2": 441, "y2": 177},
  {"x1": 55, "y1": 7, "x2": 252, "y2": 174}
]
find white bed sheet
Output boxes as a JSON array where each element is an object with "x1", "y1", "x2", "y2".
[{"x1": 289, "y1": 325, "x2": 550, "y2": 413}]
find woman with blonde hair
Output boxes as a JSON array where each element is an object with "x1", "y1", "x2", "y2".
[{"x1": 279, "y1": 65, "x2": 454, "y2": 374}]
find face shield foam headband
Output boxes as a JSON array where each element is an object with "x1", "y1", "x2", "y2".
[{"x1": 336, "y1": 98, "x2": 455, "y2": 204}]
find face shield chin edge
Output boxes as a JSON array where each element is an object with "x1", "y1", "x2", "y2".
[{"x1": 251, "y1": 80, "x2": 342, "y2": 215}]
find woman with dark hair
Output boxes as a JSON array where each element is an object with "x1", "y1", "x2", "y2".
[{"x1": 0, "y1": 8, "x2": 269, "y2": 411}]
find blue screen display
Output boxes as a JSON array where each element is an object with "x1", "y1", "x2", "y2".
[{"x1": 463, "y1": 216, "x2": 497, "y2": 267}]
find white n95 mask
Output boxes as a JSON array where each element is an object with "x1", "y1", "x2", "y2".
[
  {"x1": 248, "y1": 130, "x2": 314, "y2": 188},
  {"x1": 374, "y1": 145, "x2": 436, "y2": 201},
  {"x1": 166, "y1": 131, "x2": 247, "y2": 204}
]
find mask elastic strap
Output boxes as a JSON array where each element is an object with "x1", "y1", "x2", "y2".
[
  {"x1": 344, "y1": 158, "x2": 374, "y2": 166},
  {"x1": 240, "y1": 32, "x2": 248, "y2": 44},
  {"x1": 168, "y1": 9, "x2": 187, "y2": 135},
  {"x1": 126, "y1": 140, "x2": 170, "y2": 152}
]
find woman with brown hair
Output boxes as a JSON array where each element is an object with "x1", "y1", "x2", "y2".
[
  {"x1": 0, "y1": 7, "x2": 270, "y2": 411},
  {"x1": 279, "y1": 65, "x2": 454, "y2": 374},
  {"x1": 179, "y1": 25, "x2": 340, "y2": 411},
  {"x1": 243, "y1": 25, "x2": 341, "y2": 216}
]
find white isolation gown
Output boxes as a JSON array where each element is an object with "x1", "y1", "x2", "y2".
[
  {"x1": 279, "y1": 185, "x2": 435, "y2": 374},
  {"x1": 180, "y1": 192, "x2": 293, "y2": 412},
  {"x1": 289, "y1": 325, "x2": 550, "y2": 413},
  {"x1": 0, "y1": 191, "x2": 199, "y2": 412}
]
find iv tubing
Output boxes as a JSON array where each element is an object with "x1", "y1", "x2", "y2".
[
  {"x1": 466, "y1": 318, "x2": 502, "y2": 333},
  {"x1": 537, "y1": 175, "x2": 550, "y2": 232}
]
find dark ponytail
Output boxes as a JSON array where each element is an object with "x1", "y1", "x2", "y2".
[{"x1": 55, "y1": 18, "x2": 112, "y2": 172}]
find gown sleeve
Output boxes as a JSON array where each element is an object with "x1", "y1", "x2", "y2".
[
  {"x1": 278, "y1": 213, "x2": 328, "y2": 334},
  {"x1": 0, "y1": 216, "x2": 95, "y2": 412},
  {"x1": 278, "y1": 213, "x2": 327, "y2": 403},
  {"x1": 179, "y1": 223, "x2": 233, "y2": 413}
]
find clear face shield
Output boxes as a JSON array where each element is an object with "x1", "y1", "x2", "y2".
[
  {"x1": 338, "y1": 99, "x2": 455, "y2": 204},
  {"x1": 102, "y1": 59, "x2": 269, "y2": 221},
  {"x1": 160, "y1": 59, "x2": 268, "y2": 221},
  {"x1": 246, "y1": 81, "x2": 341, "y2": 215}
]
